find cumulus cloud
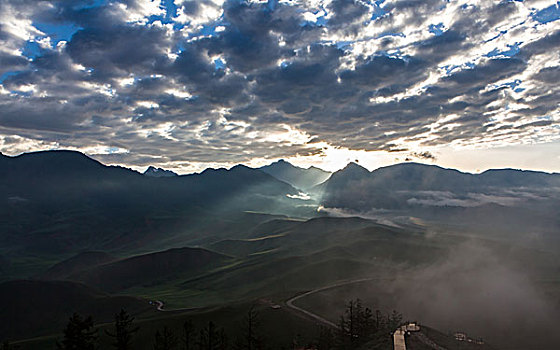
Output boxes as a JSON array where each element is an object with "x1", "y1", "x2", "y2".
[{"x1": 0, "y1": 0, "x2": 559, "y2": 172}]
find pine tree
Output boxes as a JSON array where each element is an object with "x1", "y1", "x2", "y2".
[
  {"x1": 197, "y1": 321, "x2": 221, "y2": 350},
  {"x1": 236, "y1": 306, "x2": 264, "y2": 350},
  {"x1": 106, "y1": 309, "x2": 139, "y2": 350},
  {"x1": 57, "y1": 313, "x2": 98, "y2": 350},
  {"x1": 355, "y1": 299, "x2": 374, "y2": 340},
  {"x1": 182, "y1": 320, "x2": 196, "y2": 350},
  {"x1": 387, "y1": 310, "x2": 402, "y2": 332},
  {"x1": 336, "y1": 299, "x2": 375, "y2": 349},
  {"x1": 154, "y1": 326, "x2": 178, "y2": 350}
]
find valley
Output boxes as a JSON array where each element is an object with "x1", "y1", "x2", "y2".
[{"x1": 1, "y1": 151, "x2": 559, "y2": 349}]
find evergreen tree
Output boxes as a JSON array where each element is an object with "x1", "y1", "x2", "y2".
[
  {"x1": 337, "y1": 299, "x2": 374, "y2": 348},
  {"x1": 182, "y1": 320, "x2": 196, "y2": 350},
  {"x1": 57, "y1": 313, "x2": 98, "y2": 350},
  {"x1": 106, "y1": 309, "x2": 139, "y2": 350},
  {"x1": 235, "y1": 306, "x2": 264, "y2": 350},
  {"x1": 154, "y1": 326, "x2": 178, "y2": 350},
  {"x1": 197, "y1": 321, "x2": 223, "y2": 350},
  {"x1": 387, "y1": 310, "x2": 403, "y2": 332},
  {"x1": 354, "y1": 299, "x2": 374, "y2": 340}
]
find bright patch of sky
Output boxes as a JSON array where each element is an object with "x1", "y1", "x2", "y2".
[
  {"x1": 33, "y1": 22, "x2": 82, "y2": 47},
  {"x1": 532, "y1": 1, "x2": 560, "y2": 24}
]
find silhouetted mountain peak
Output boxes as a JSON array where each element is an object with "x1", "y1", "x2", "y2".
[
  {"x1": 264, "y1": 159, "x2": 296, "y2": 170},
  {"x1": 259, "y1": 159, "x2": 331, "y2": 190},
  {"x1": 143, "y1": 166, "x2": 178, "y2": 177},
  {"x1": 230, "y1": 164, "x2": 252, "y2": 171},
  {"x1": 16, "y1": 149, "x2": 99, "y2": 163},
  {"x1": 338, "y1": 162, "x2": 370, "y2": 174}
]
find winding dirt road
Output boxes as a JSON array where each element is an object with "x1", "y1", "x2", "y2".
[
  {"x1": 154, "y1": 276, "x2": 382, "y2": 323},
  {"x1": 153, "y1": 300, "x2": 206, "y2": 313},
  {"x1": 285, "y1": 277, "x2": 382, "y2": 329}
]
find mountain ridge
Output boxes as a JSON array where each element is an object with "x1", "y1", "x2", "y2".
[
  {"x1": 258, "y1": 159, "x2": 331, "y2": 190},
  {"x1": 319, "y1": 160, "x2": 560, "y2": 212},
  {"x1": 144, "y1": 165, "x2": 178, "y2": 177}
]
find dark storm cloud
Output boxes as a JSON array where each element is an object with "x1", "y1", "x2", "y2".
[{"x1": 0, "y1": 0, "x2": 559, "y2": 170}]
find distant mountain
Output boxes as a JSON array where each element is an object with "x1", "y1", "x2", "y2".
[
  {"x1": 314, "y1": 162, "x2": 370, "y2": 190},
  {"x1": 319, "y1": 162, "x2": 560, "y2": 211},
  {"x1": 143, "y1": 165, "x2": 178, "y2": 177},
  {"x1": 0, "y1": 280, "x2": 153, "y2": 339},
  {"x1": 259, "y1": 159, "x2": 331, "y2": 190}
]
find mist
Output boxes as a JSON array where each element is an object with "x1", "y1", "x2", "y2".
[{"x1": 385, "y1": 242, "x2": 560, "y2": 349}]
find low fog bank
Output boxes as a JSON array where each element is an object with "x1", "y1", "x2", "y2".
[
  {"x1": 387, "y1": 243, "x2": 560, "y2": 349},
  {"x1": 318, "y1": 201, "x2": 560, "y2": 253}
]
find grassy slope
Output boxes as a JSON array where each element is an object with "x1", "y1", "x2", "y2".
[{"x1": 70, "y1": 247, "x2": 232, "y2": 293}]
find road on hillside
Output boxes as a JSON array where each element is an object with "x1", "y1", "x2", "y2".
[
  {"x1": 154, "y1": 277, "x2": 383, "y2": 320},
  {"x1": 153, "y1": 300, "x2": 206, "y2": 313},
  {"x1": 285, "y1": 277, "x2": 383, "y2": 329}
]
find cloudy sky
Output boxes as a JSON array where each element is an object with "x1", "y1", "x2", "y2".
[{"x1": 1, "y1": 0, "x2": 559, "y2": 173}]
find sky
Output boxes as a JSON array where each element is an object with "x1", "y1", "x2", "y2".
[{"x1": 0, "y1": 0, "x2": 559, "y2": 174}]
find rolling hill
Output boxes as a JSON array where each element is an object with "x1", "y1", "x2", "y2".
[
  {"x1": 69, "y1": 247, "x2": 231, "y2": 293},
  {"x1": 40, "y1": 251, "x2": 117, "y2": 280}
]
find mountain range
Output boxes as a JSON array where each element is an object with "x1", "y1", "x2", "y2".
[
  {"x1": 2, "y1": 151, "x2": 559, "y2": 262},
  {"x1": 318, "y1": 161, "x2": 560, "y2": 209}
]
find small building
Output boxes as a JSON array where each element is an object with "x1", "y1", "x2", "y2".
[{"x1": 404, "y1": 322, "x2": 420, "y2": 332}]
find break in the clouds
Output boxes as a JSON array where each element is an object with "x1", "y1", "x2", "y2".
[{"x1": 0, "y1": 0, "x2": 559, "y2": 173}]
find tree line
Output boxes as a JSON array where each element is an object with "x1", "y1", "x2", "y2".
[
  {"x1": 52, "y1": 305, "x2": 266, "y2": 350},
  {"x1": 3, "y1": 299, "x2": 402, "y2": 349},
  {"x1": 315, "y1": 299, "x2": 402, "y2": 350}
]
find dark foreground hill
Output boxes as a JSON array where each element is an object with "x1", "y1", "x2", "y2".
[{"x1": 0, "y1": 280, "x2": 153, "y2": 339}]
